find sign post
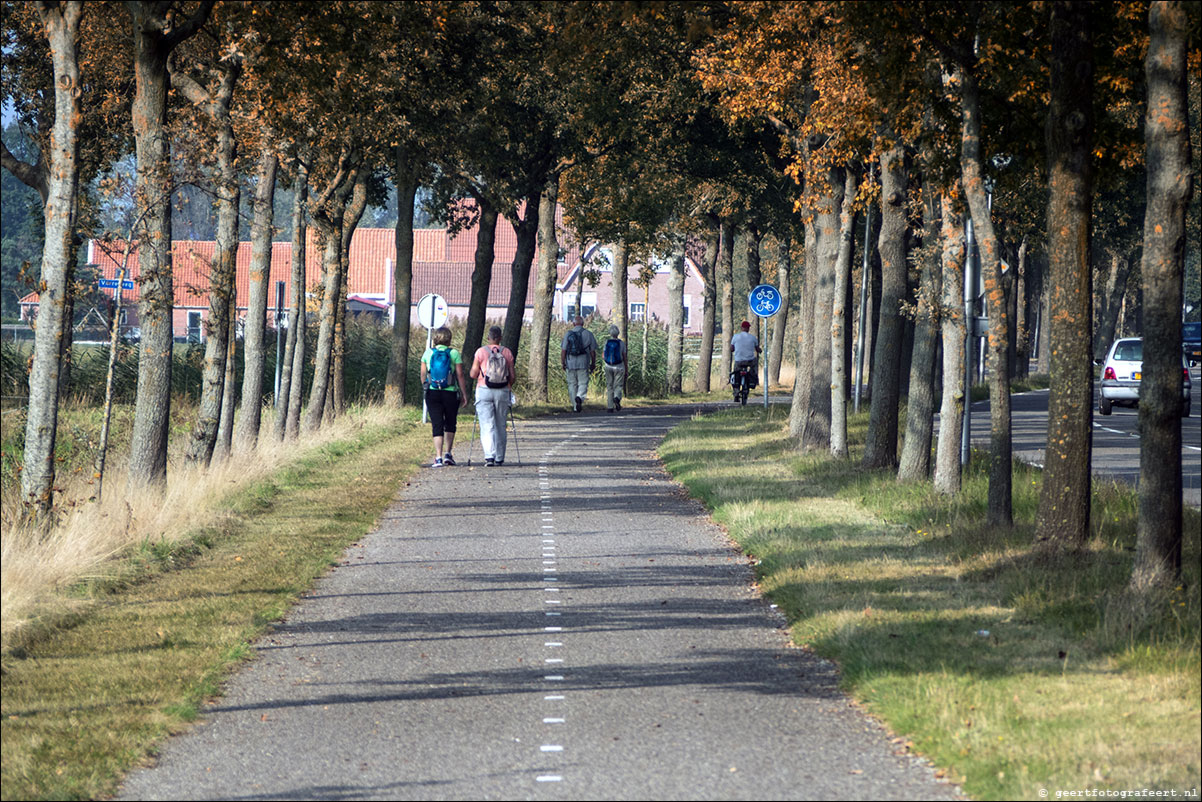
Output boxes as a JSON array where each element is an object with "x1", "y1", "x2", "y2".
[
  {"x1": 417, "y1": 293, "x2": 448, "y2": 424},
  {"x1": 748, "y1": 283, "x2": 783, "y2": 409}
]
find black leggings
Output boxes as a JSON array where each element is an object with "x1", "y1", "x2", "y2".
[{"x1": 426, "y1": 389, "x2": 460, "y2": 437}]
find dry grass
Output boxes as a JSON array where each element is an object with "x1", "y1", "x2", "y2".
[{"x1": 0, "y1": 404, "x2": 403, "y2": 652}]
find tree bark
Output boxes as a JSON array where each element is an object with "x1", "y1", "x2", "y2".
[
  {"x1": 1094, "y1": 248, "x2": 1135, "y2": 362},
  {"x1": 528, "y1": 175, "x2": 560, "y2": 401},
  {"x1": 862, "y1": 144, "x2": 909, "y2": 469},
  {"x1": 831, "y1": 171, "x2": 859, "y2": 458},
  {"x1": 769, "y1": 235, "x2": 791, "y2": 386},
  {"x1": 695, "y1": 218, "x2": 719, "y2": 392},
  {"x1": 898, "y1": 183, "x2": 943, "y2": 480},
  {"x1": 1131, "y1": 0, "x2": 1191, "y2": 592},
  {"x1": 934, "y1": 192, "x2": 967, "y2": 494},
  {"x1": 960, "y1": 62, "x2": 1014, "y2": 525},
  {"x1": 745, "y1": 224, "x2": 762, "y2": 309},
  {"x1": 304, "y1": 226, "x2": 343, "y2": 432},
  {"x1": 459, "y1": 197, "x2": 496, "y2": 372},
  {"x1": 718, "y1": 217, "x2": 735, "y2": 382},
  {"x1": 234, "y1": 146, "x2": 278, "y2": 450},
  {"x1": 20, "y1": 0, "x2": 83, "y2": 515},
  {"x1": 182, "y1": 58, "x2": 240, "y2": 466},
  {"x1": 213, "y1": 302, "x2": 237, "y2": 461},
  {"x1": 276, "y1": 157, "x2": 308, "y2": 439},
  {"x1": 789, "y1": 218, "x2": 818, "y2": 438},
  {"x1": 1036, "y1": 1, "x2": 1096, "y2": 549},
  {"x1": 331, "y1": 169, "x2": 368, "y2": 416},
  {"x1": 666, "y1": 243, "x2": 686, "y2": 395},
  {"x1": 803, "y1": 168, "x2": 843, "y2": 451},
  {"x1": 384, "y1": 144, "x2": 418, "y2": 406},
  {"x1": 612, "y1": 239, "x2": 629, "y2": 345},
  {"x1": 501, "y1": 189, "x2": 541, "y2": 357}
]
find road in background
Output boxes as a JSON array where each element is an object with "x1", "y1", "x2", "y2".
[{"x1": 967, "y1": 366, "x2": 1201, "y2": 507}]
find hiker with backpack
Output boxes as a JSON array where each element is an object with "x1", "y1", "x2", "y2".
[
  {"x1": 469, "y1": 325, "x2": 516, "y2": 466},
  {"x1": 602, "y1": 324, "x2": 627, "y2": 413},
  {"x1": 421, "y1": 326, "x2": 468, "y2": 467},
  {"x1": 560, "y1": 315, "x2": 598, "y2": 412}
]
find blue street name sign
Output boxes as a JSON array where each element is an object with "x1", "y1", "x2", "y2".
[
  {"x1": 748, "y1": 283, "x2": 782, "y2": 317},
  {"x1": 98, "y1": 278, "x2": 134, "y2": 290}
]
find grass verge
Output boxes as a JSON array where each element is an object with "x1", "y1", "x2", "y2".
[
  {"x1": 1, "y1": 412, "x2": 430, "y2": 801},
  {"x1": 658, "y1": 404, "x2": 1200, "y2": 801}
]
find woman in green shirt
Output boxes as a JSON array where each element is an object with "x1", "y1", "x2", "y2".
[{"x1": 421, "y1": 326, "x2": 468, "y2": 467}]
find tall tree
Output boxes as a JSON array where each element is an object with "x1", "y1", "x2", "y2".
[
  {"x1": 11, "y1": 1, "x2": 83, "y2": 515},
  {"x1": 1131, "y1": 0, "x2": 1193, "y2": 592},
  {"x1": 277, "y1": 155, "x2": 308, "y2": 439},
  {"x1": 172, "y1": 22, "x2": 242, "y2": 467},
  {"x1": 862, "y1": 143, "x2": 910, "y2": 469},
  {"x1": 1036, "y1": 1, "x2": 1096, "y2": 549},
  {"x1": 125, "y1": 0, "x2": 212, "y2": 487},
  {"x1": 666, "y1": 241, "x2": 687, "y2": 394},
  {"x1": 234, "y1": 144, "x2": 278, "y2": 449},
  {"x1": 528, "y1": 174, "x2": 561, "y2": 401},
  {"x1": 934, "y1": 190, "x2": 968, "y2": 494}
]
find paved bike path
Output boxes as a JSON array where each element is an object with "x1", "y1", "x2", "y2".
[{"x1": 118, "y1": 404, "x2": 961, "y2": 801}]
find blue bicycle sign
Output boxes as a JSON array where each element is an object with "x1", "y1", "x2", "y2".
[{"x1": 748, "y1": 284, "x2": 782, "y2": 317}]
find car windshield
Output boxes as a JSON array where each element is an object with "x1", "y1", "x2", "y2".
[
  {"x1": 1113, "y1": 341, "x2": 1142, "y2": 361},
  {"x1": 1184, "y1": 322, "x2": 1201, "y2": 340}
]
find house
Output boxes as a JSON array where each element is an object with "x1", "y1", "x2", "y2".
[{"x1": 19, "y1": 206, "x2": 708, "y2": 340}]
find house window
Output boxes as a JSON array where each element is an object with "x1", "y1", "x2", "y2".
[
  {"x1": 630, "y1": 302, "x2": 646, "y2": 322},
  {"x1": 187, "y1": 311, "x2": 203, "y2": 343},
  {"x1": 682, "y1": 303, "x2": 690, "y2": 328},
  {"x1": 564, "y1": 303, "x2": 596, "y2": 320}
]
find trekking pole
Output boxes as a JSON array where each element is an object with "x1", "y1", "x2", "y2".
[
  {"x1": 466, "y1": 414, "x2": 478, "y2": 466},
  {"x1": 508, "y1": 406, "x2": 521, "y2": 466}
]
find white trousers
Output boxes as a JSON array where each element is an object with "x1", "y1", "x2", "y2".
[
  {"x1": 474, "y1": 386, "x2": 511, "y2": 460},
  {"x1": 604, "y1": 364, "x2": 625, "y2": 409}
]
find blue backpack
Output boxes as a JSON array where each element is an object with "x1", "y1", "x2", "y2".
[
  {"x1": 603, "y1": 338, "x2": 624, "y2": 366},
  {"x1": 428, "y1": 348, "x2": 453, "y2": 389}
]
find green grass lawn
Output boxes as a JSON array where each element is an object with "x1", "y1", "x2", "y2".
[{"x1": 658, "y1": 404, "x2": 1200, "y2": 801}]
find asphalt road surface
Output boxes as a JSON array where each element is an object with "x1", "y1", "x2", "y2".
[
  {"x1": 117, "y1": 403, "x2": 960, "y2": 801},
  {"x1": 966, "y1": 368, "x2": 1202, "y2": 508}
]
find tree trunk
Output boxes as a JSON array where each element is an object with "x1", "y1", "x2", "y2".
[
  {"x1": 528, "y1": 175, "x2": 560, "y2": 401},
  {"x1": 332, "y1": 169, "x2": 368, "y2": 416},
  {"x1": 862, "y1": 144, "x2": 909, "y2": 469},
  {"x1": 384, "y1": 144, "x2": 418, "y2": 406},
  {"x1": 213, "y1": 304, "x2": 237, "y2": 461},
  {"x1": 1036, "y1": 1, "x2": 1095, "y2": 549},
  {"x1": 277, "y1": 158, "x2": 308, "y2": 439},
  {"x1": 1094, "y1": 248, "x2": 1134, "y2": 362},
  {"x1": 769, "y1": 235, "x2": 791, "y2": 385},
  {"x1": 935, "y1": 191, "x2": 967, "y2": 494},
  {"x1": 460, "y1": 197, "x2": 496, "y2": 370},
  {"x1": 1131, "y1": 0, "x2": 1190, "y2": 592},
  {"x1": 304, "y1": 227, "x2": 343, "y2": 431},
  {"x1": 803, "y1": 168, "x2": 843, "y2": 451},
  {"x1": 127, "y1": 10, "x2": 175, "y2": 487},
  {"x1": 666, "y1": 243, "x2": 686, "y2": 394},
  {"x1": 501, "y1": 188, "x2": 541, "y2": 357},
  {"x1": 960, "y1": 64, "x2": 1013, "y2": 525},
  {"x1": 234, "y1": 146, "x2": 277, "y2": 451},
  {"x1": 695, "y1": 219, "x2": 719, "y2": 392},
  {"x1": 612, "y1": 239, "x2": 629, "y2": 344},
  {"x1": 185, "y1": 74, "x2": 240, "y2": 465},
  {"x1": 831, "y1": 170, "x2": 859, "y2": 458},
  {"x1": 1013, "y1": 237, "x2": 1031, "y2": 379},
  {"x1": 898, "y1": 183, "x2": 944, "y2": 480},
  {"x1": 789, "y1": 218, "x2": 818, "y2": 437},
  {"x1": 20, "y1": 1, "x2": 82, "y2": 515},
  {"x1": 718, "y1": 218, "x2": 735, "y2": 382},
  {"x1": 745, "y1": 224, "x2": 762, "y2": 312}
]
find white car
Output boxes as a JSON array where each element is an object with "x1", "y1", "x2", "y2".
[{"x1": 1098, "y1": 337, "x2": 1191, "y2": 417}]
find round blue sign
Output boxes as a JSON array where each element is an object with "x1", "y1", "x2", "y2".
[{"x1": 748, "y1": 284, "x2": 782, "y2": 317}]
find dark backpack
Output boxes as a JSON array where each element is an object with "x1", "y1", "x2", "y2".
[
  {"x1": 428, "y1": 348, "x2": 453, "y2": 389},
  {"x1": 565, "y1": 329, "x2": 586, "y2": 357},
  {"x1": 484, "y1": 346, "x2": 510, "y2": 388},
  {"x1": 603, "y1": 338, "x2": 624, "y2": 366}
]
